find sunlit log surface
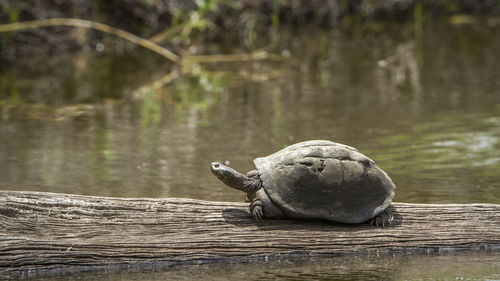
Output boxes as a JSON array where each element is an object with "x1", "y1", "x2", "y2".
[{"x1": 0, "y1": 191, "x2": 499, "y2": 278}]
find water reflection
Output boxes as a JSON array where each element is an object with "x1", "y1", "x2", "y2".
[
  {"x1": 0, "y1": 20, "x2": 499, "y2": 205},
  {"x1": 369, "y1": 109, "x2": 500, "y2": 203},
  {"x1": 32, "y1": 251, "x2": 500, "y2": 281}
]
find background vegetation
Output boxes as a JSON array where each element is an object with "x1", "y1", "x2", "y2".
[{"x1": 1, "y1": 0, "x2": 499, "y2": 64}]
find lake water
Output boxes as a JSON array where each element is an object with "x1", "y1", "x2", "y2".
[{"x1": 1, "y1": 19, "x2": 499, "y2": 279}]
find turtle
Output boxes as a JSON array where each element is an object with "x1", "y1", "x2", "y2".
[{"x1": 210, "y1": 140, "x2": 396, "y2": 226}]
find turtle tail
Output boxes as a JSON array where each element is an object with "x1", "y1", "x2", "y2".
[{"x1": 210, "y1": 162, "x2": 261, "y2": 193}]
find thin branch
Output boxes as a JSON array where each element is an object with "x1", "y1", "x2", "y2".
[
  {"x1": 149, "y1": 25, "x2": 184, "y2": 43},
  {"x1": 184, "y1": 50, "x2": 284, "y2": 63},
  {"x1": 0, "y1": 18, "x2": 180, "y2": 63},
  {"x1": 133, "y1": 69, "x2": 181, "y2": 99}
]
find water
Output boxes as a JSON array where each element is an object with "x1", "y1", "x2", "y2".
[
  {"x1": 32, "y1": 251, "x2": 500, "y2": 281},
  {"x1": 1, "y1": 19, "x2": 499, "y2": 279}
]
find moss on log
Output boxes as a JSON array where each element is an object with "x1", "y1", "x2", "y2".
[{"x1": 0, "y1": 191, "x2": 499, "y2": 278}]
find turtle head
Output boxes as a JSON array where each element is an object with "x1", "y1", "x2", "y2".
[
  {"x1": 211, "y1": 162, "x2": 239, "y2": 183},
  {"x1": 211, "y1": 162, "x2": 261, "y2": 193}
]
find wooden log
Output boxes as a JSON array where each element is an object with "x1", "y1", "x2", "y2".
[{"x1": 0, "y1": 190, "x2": 499, "y2": 278}]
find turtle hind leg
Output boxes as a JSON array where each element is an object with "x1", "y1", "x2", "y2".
[{"x1": 370, "y1": 208, "x2": 393, "y2": 228}]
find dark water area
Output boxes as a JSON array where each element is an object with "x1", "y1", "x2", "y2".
[
  {"x1": 1, "y1": 19, "x2": 500, "y2": 279},
  {"x1": 33, "y1": 251, "x2": 500, "y2": 281}
]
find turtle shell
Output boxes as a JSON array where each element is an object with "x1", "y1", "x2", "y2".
[{"x1": 253, "y1": 140, "x2": 395, "y2": 223}]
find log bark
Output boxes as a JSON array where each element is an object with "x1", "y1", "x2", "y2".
[{"x1": 0, "y1": 190, "x2": 499, "y2": 278}]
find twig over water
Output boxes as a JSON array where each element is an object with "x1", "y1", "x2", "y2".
[{"x1": 0, "y1": 18, "x2": 180, "y2": 63}]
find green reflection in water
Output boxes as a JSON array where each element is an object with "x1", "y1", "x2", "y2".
[
  {"x1": 140, "y1": 89, "x2": 161, "y2": 127},
  {"x1": 271, "y1": 85, "x2": 290, "y2": 144},
  {"x1": 0, "y1": 72, "x2": 23, "y2": 111},
  {"x1": 170, "y1": 71, "x2": 225, "y2": 124},
  {"x1": 93, "y1": 125, "x2": 115, "y2": 181},
  {"x1": 413, "y1": 2, "x2": 424, "y2": 67}
]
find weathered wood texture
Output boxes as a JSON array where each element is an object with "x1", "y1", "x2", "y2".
[{"x1": 0, "y1": 191, "x2": 499, "y2": 277}]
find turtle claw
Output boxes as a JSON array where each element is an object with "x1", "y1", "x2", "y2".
[
  {"x1": 251, "y1": 199, "x2": 264, "y2": 221},
  {"x1": 252, "y1": 205, "x2": 264, "y2": 221},
  {"x1": 370, "y1": 209, "x2": 393, "y2": 228}
]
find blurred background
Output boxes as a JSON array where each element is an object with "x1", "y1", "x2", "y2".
[
  {"x1": 1, "y1": 0, "x2": 499, "y2": 203},
  {"x1": 1, "y1": 1, "x2": 500, "y2": 279},
  {"x1": 1, "y1": 0, "x2": 500, "y2": 203}
]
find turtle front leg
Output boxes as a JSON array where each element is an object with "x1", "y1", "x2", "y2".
[
  {"x1": 244, "y1": 170, "x2": 260, "y2": 203},
  {"x1": 370, "y1": 208, "x2": 393, "y2": 227},
  {"x1": 248, "y1": 188, "x2": 284, "y2": 221},
  {"x1": 250, "y1": 198, "x2": 264, "y2": 221}
]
